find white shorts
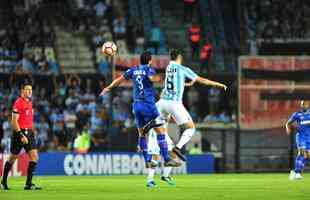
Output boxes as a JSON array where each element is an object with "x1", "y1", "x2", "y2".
[
  {"x1": 147, "y1": 129, "x2": 174, "y2": 155},
  {"x1": 157, "y1": 99, "x2": 192, "y2": 125}
]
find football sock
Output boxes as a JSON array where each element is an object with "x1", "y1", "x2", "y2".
[
  {"x1": 163, "y1": 166, "x2": 172, "y2": 178},
  {"x1": 26, "y1": 161, "x2": 37, "y2": 186},
  {"x1": 139, "y1": 136, "x2": 151, "y2": 162},
  {"x1": 157, "y1": 134, "x2": 170, "y2": 162},
  {"x1": 147, "y1": 168, "x2": 156, "y2": 182},
  {"x1": 2, "y1": 161, "x2": 13, "y2": 184},
  {"x1": 294, "y1": 155, "x2": 305, "y2": 174},
  {"x1": 176, "y1": 128, "x2": 195, "y2": 149}
]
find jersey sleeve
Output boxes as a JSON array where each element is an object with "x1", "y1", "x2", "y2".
[
  {"x1": 123, "y1": 68, "x2": 133, "y2": 80},
  {"x1": 184, "y1": 67, "x2": 198, "y2": 80},
  {"x1": 12, "y1": 99, "x2": 22, "y2": 114},
  {"x1": 147, "y1": 67, "x2": 156, "y2": 77},
  {"x1": 287, "y1": 112, "x2": 298, "y2": 124}
]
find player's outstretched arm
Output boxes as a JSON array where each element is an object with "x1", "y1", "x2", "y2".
[
  {"x1": 99, "y1": 75, "x2": 126, "y2": 96},
  {"x1": 195, "y1": 76, "x2": 227, "y2": 90}
]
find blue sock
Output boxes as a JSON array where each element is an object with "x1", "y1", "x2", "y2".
[
  {"x1": 139, "y1": 136, "x2": 151, "y2": 162},
  {"x1": 294, "y1": 155, "x2": 305, "y2": 173},
  {"x1": 157, "y1": 134, "x2": 170, "y2": 162}
]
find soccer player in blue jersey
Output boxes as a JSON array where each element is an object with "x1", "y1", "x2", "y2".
[
  {"x1": 157, "y1": 49, "x2": 227, "y2": 161},
  {"x1": 100, "y1": 51, "x2": 180, "y2": 168},
  {"x1": 286, "y1": 100, "x2": 310, "y2": 180}
]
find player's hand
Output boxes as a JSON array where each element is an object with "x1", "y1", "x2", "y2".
[
  {"x1": 99, "y1": 88, "x2": 110, "y2": 96},
  {"x1": 21, "y1": 135, "x2": 29, "y2": 144},
  {"x1": 217, "y1": 83, "x2": 227, "y2": 91}
]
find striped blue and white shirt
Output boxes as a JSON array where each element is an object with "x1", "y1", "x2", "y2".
[{"x1": 161, "y1": 61, "x2": 198, "y2": 102}]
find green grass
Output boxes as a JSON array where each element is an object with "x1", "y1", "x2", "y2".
[{"x1": 0, "y1": 174, "x2": 309, "y2": 200}]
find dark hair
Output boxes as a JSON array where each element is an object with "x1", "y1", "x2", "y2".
[
  {"x1": 140, "y1": 51, "x2": 152, "y2": 65},
  {"x1": 170, "y1": 49, "x2": 182, "y2": 60}
]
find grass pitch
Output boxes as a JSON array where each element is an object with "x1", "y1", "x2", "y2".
[{"x1": 0, "y1": 174, "x2": 309, "y2": 200}]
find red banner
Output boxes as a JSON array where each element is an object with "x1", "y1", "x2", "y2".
[
  {"x1": 239, "y1": 56, "x2": 310, "y2": 130},
  {"x1": 0, "y1": 153, "x2": 30, "y2": 176},
  {"x1": 240, "y1": 56, "x2": 310, "y2": 71}
]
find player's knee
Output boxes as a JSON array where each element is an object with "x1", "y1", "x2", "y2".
[{"x1": 180, "y1": 122, "x2": 195, "y2": 131}]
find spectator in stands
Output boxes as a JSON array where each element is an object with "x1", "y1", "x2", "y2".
[
  {"x1": 208, "y1": 87, "x2": 221, "y2": 114},
  {"x1": 50, "y1": 108, "x2": 66, "y2": 150},
  {"x1": 19, "y1": 53, "x2": 35, "y2": 73},
  {"x1": 200, "y1": 38, "x2": 213, "y2": 73},
  {"x1": 189, "y1": 143, "x2": 202, "y2": 155},
  {"x1": 187, "y1": 87, "x2": 199, "y2": 108},
  {"x1": 218, "y1": 110, "x2": 231, "y2": 124},
  {"x1": 74, "y1": 123, "x2": 91, "y2": 154},
  {"x1": 188, "y1": 23, "x2": 201, "y2": 61},
  {"x1": 1, "y1": 113, "x2": 12, "y2": 153},
  {"x1": 203, "y1": 111, "x2": 219, "y2": 124},
  {"x1": 133, "y1": 26, "x2": 145, "y2": 54},
  {"x1": 35, "y1": 116, "x2": 50, "y2": 151},
  {"x1": 64, "y1": 107, "x2": 77, "y2": 147},
  {"x1": 66, "y1": 74, "x2": 81, "y2": 94},
  {"x1": 90, "y1": 110, "x2": 105, "y2": 134},
  {"x1": 149, "y1": 23, "x2": 161, "y2": 55},
  {"x1": 183, "y1": 0, "x2": 197, "y2": 22},
  {"x1": 94, "y1": 0, "x2": 107, "y2": 19},
  {"x1": 113, "y1": 16, "x2": 126, "y2": 40}
]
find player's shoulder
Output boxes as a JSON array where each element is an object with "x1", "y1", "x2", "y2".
[
  {"x1": 178, "y1": 64, "x2": 192, "y2": 72},
  {"x1": 292, "y1": 111, "x2": 303, "y2": 117},
  {"x1": 13, "y1": 97, "x2": 25, "y2": 111},
  {"x1": 127, "y1": 66, "x2": 137, "y2": 72}
]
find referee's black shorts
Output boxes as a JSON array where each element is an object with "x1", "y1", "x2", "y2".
[{"x1": 11, "y1": 129, "x2": 37, "y2": 155}]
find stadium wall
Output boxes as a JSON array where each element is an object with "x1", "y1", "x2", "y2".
[{"x1": 0, "y1": 153, "x2": 214, "y2": 176}]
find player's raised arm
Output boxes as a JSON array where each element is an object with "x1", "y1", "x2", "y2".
[
  {"x1": 195, "y1": 76, "x2": 227, "y2": 90},
  {"x1": 99, "y1": 75, "x2": 126, "y2": 96}
]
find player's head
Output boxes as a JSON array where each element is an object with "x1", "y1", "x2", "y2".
[
  {"x1": 21, "y1": 84, "x2": 32, "y2": 99},
  {"x1": 170, "y1": 49, "x2": 183, "y2": 64},
  {"x1": 300, "y1": 100, "x2": 310, "y2": 110},
  {"x1": 140, "y1": 51, "x2": 152, "y2": 65}
]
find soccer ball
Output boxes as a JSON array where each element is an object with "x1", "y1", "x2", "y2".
[{"x1": 102, "y1": 41, "x2": 117, "y2": 56}]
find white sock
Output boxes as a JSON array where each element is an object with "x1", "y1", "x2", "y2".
[
  {"x1": 176, "y1": 128, "x2": 195, "y2": 149},
  {"x1": 147, "y1": 168, "x2": 156, "y2": 182},
  {"x1": 162, "y1": 167, "x2": 172, "y2": 178}
]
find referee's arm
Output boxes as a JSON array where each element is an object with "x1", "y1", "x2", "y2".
[
  {"x1": 11, "y1": 109, "x2": 28, "y2": 144},
  {"x1": 11, "y1": 109, "x2": 21, "y2": 132}
]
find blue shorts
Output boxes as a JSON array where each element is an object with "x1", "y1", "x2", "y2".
[
  {"x1": 296, "y1": 132, "x2": 310, "y2": 151},
  {"x1": 132, "y1": 101, "x2": 159, "y2": 128}
]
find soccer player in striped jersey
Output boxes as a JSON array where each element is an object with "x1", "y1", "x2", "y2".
[
  {"x1": 157, "y1": 49, "x2": 227, "y2": 161},
  {"x1": 286, "y1": 100, "x2": 310, "y2": 180}
]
